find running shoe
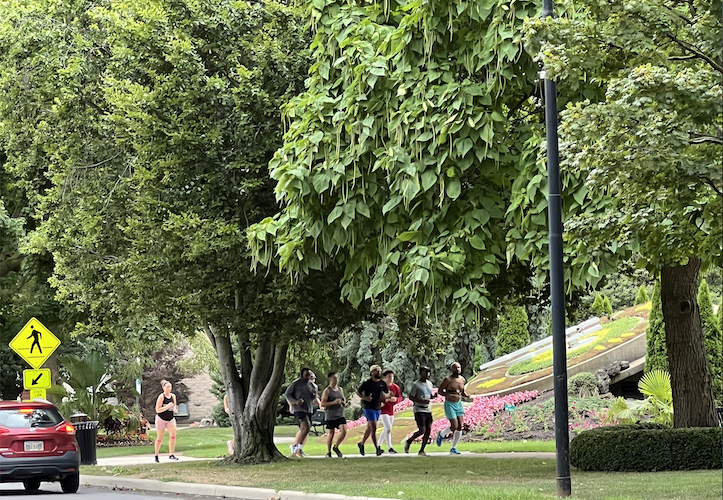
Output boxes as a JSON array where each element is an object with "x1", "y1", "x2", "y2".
[
  {"x1": 357, "y1": 443, "x2": 365, "y2": 456},
  {"x1": 376, "y1": 447, "x2": 384, "y2": 456},
  {"x1": 333, "y1": 446, "x2": 343, "y2": 458},
  {"x1": 290, "y1": 444, "x2": 295, "y2": 455},
  {"x1": 404, "y1": 440, "x2": 411, "y2": 454},
  {"x1": 169, "y1": 454, "x2": 178, "y2": 460},
  {"x1": 325, "y1": 452, "x2": 332, "y2": 458},
  {"x1": 449, "y1": 448, "x2": 461, "y2": 455},
  {"x1": 418, "y1": 451, "x2": 428, "y2": 456},
  {"x1": 154, "y1": 456, "x2": 159, "y2": 463},
  {"x1": 300, "y1": 451, "x2": 308, "y2": 457},
  {"x1": 436, "y1": 431, "x2": 443, "y2": 447},
  {"x1": 388, "y1": 448, "x2": 397, "y2": 454}
]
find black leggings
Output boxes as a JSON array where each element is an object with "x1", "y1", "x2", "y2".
[{"x1": 407, "y1": 412, "x2": 433, "y2": 451}]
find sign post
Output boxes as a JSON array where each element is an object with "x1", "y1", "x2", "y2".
[{"x1": 11, "y1": 318, "x2": 61, "y2": 401}]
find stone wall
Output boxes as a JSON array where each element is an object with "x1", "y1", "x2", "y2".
[{"x1": 178, "y1": 370, "x2": 217, "y2": 422}]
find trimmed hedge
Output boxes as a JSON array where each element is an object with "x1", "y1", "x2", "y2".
[{"x1": 570, "y1": 424, "x2": 722, "y2": 472}]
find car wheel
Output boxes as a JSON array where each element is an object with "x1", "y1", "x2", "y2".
[
  {"x1": 23, "y1": 479, "x2": 41, "y2": 491},
  {"x1": 61, "y1": 472, "x2": 79, "y2": 493}
]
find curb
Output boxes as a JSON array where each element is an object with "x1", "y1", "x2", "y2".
[{"x1": 81, "y1": 475, "x2": 397, "y2": 500}]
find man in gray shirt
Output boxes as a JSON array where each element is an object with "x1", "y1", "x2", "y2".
[
  {"x1": 285, "y1": 367, "x2": 314, "y2": 457},
  {"x1": 404, "y1": 366, "x2": 435, "y2": 455}
]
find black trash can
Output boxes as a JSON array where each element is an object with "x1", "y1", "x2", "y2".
[{"x1": 74, "y1": 421, "x2": 99, "y2": 465}]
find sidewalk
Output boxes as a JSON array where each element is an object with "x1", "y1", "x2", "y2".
[
  {"x1": 81, "y1": 475, "x2": 395, "y2": 500},
  {"x1": 97, "y1": 453, "x2": 216, "y2": 467}
]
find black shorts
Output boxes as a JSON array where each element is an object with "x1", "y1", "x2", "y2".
[
  {"x1": 414, "y1": 412, "x2": 433, "y2": 429},
  {"x1": 326, "y1": 417, "x2": 347, "y2": 430},
  {"x1": 294, "y1": 411, "x2": 311, "y2": 426}
]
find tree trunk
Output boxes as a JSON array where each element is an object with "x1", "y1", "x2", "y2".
[
  {"x1": 207, "y1": 325, "x2": 288, "y2": 464},
  {"x1": 660, "y1": 259, "x2": 718, "y2": 428}
]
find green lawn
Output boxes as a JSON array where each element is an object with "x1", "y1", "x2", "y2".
[
  {"x1": 96, "y1": 427, "x2": 554, "y2": 459},
  {"x1": 82, "y1": 456, "x2": 722, "y2": 500}
]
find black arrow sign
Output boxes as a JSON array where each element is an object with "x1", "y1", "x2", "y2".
[{"x1": 32, "y1": 373, "x2": 43, "y2": 386}]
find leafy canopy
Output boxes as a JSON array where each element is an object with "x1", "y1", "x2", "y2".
[
  {"x1": 523, "y1": 0, "x2": 722, "y2": 273},
  {"x1": 248, "y1": 0, "x2": 544, "y2": 324}
]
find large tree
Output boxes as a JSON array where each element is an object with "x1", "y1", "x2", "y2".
[
  {"x1": 0, "y1": 0, "x2": 358, "y2": 463},
  {"x1": 524, "y1": 0, "x2": 721, "y2": 426}
]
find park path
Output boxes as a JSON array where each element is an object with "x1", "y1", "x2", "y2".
[{"x1": 96, "y1": 451, "x2": 556, "y2": 466}]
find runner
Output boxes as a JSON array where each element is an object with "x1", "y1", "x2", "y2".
[
  {"x1": 154, "y1": 380, "x2": 178, "y2": 462},
  {"x1": 378, "y1": 369, "x2": 402, "y2": 454},
  {"x1": 435, "y1": 362, "x2": 469, "y2": 455},
  {"x1": 285, "y1": 367, "x2": 314, "y2": 457},
  {"x1": 404, "y1": 366, "x2": 435, "y2": 456},
  {"x1": 356, "y1": 365, "x2": 389, "y2": 456},
  {"x1": 320, "y1": 372, "x2": 347, "y2": 458}
]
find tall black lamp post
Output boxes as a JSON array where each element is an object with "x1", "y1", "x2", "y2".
[{"x1": 542, "y1": 0, "x2": 572, "y2": 496}]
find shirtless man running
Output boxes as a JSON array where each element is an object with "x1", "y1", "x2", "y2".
[{"x1": 435, "y1": 361, "x2": 470, "y2": 455}]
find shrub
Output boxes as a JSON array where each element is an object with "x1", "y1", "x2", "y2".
[
  {"x1": 570, "y1": 424, "x2": 722, "y2": 471},
  {"x1": 645, "y1": 280, "x2": 667, "y2": 373},
  {"x1": 345, "y1": 405, "x2": 363, "y2": 421},
  {"x1": 634, "y1": 285, "x2": 649, "y2": 305},
  {"x1": 211, "y1": 403, "x2": 231, "y2": 427},
  {"x1": 699, "y1": 279, "x2": 722, "y2": 402},
  {"x1": 496, "y1": 306, "x2": 530, "y2": 357},
  {"x1": 591, "y1": 294, "x2": 604, "y2": 316},
  {"x1": 568, "y1": 372, "x2": 598, "y2": 397},
  {"x1": 602, "y1": 296, "x2": 613, "y2": 317}
]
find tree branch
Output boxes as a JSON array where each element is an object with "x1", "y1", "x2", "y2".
[
  {"x1": 258, "y1": 343, "x2": 289, "y2": 418},
  {"x1": 663, "y1": 31, "x2": 723, "y2": 73},
  {"x1": 702, "y1": 177, "x2": 723, "y2": 199},
  {"x1": 689, "y1": 135, "x2": 723, "y2": 145},
  {"x1": 0, "y1": 255, "x2": 24, "y2": 278}
]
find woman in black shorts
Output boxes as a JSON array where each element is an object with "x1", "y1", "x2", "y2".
[{"x1": 320, "y1": 372, "x2": 347, "y2": 458}]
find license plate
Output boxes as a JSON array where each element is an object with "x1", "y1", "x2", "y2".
[{"x1": 24, "y1": 441, "x2": 44, "y2": 452}]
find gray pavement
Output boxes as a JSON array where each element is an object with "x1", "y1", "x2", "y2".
[
  {"x1": 80, "y1": 476, "x2": 395, "y2": 500},
  {"x1": 0, "y1": 483, "x2": 217, "y2": 499}
]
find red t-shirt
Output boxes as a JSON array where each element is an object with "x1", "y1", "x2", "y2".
[{"x1": 381, "y1": 383, "x2": 402, "y2": 415}]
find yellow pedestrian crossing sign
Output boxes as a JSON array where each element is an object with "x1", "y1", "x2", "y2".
[
  {"x1": 10, "y1": 318, "x2": 61, "y2": 369},
  {"x1": 23, "y1": 368, "x2": 51, "y2": 390}
]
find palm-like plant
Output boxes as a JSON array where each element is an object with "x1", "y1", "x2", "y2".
[
  {"x1": 604, "y1": 370, "x2": 673, "y2": 426},
  {"x1": 49, "y1": 352, "x2": 126, "y2": 422}
]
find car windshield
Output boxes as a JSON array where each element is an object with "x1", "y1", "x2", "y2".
[{"x1": 0, "y1": 408, "x2": 64, "y2": 428}]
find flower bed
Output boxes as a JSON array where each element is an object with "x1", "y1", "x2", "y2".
[
  {"x1": 402, "y1": 390, "x2": 540, "y2": 441},
  {"x1": 474, "y1": 395, "x2": 612, "y2": 441}
]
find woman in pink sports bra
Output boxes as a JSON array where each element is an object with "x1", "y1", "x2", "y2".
[{"x1": 154, "y1": 380, "x2": 178, "y2": 462}]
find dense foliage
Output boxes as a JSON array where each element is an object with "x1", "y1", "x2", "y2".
[
  {"x1": 495, "y1": 306, "x2": 530, "y2": 357},
  {"x1": 567, "y1": 372, "x2": 598, "y2": 398},
  {"x1": 698, "y1": 279, "x2": 722, "y2": 402},
  {"x1": 570, "y1": 425, "x2": 723, "y2": 471},
  {"x1": 635, "y1": 285, "x2": 649, "y2": 306},
  {"x1": 645, "y1": 281, "x2": 667, "y2": 373},
  {"x1": 248, "y1": 0, "x2": 554, "y2": 325}
]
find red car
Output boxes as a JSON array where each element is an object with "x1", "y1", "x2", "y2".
[{"x1": 0, "y1": 400, "x2": 80, "y2": 493}]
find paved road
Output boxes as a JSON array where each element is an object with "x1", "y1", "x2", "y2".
[{"x1": 0, "y1": 483, "x2": 217, "y2": 499}]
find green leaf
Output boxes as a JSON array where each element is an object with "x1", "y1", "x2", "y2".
[
  {"x1": 446, "y1": 178, "x2": 461, "y2": 200},
  {"x1": 421, "y1": 170, "x2": 437, "y2": 191},
  {"x1": 327, "y1": 206, "x2": 343, "y2": 223}
]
